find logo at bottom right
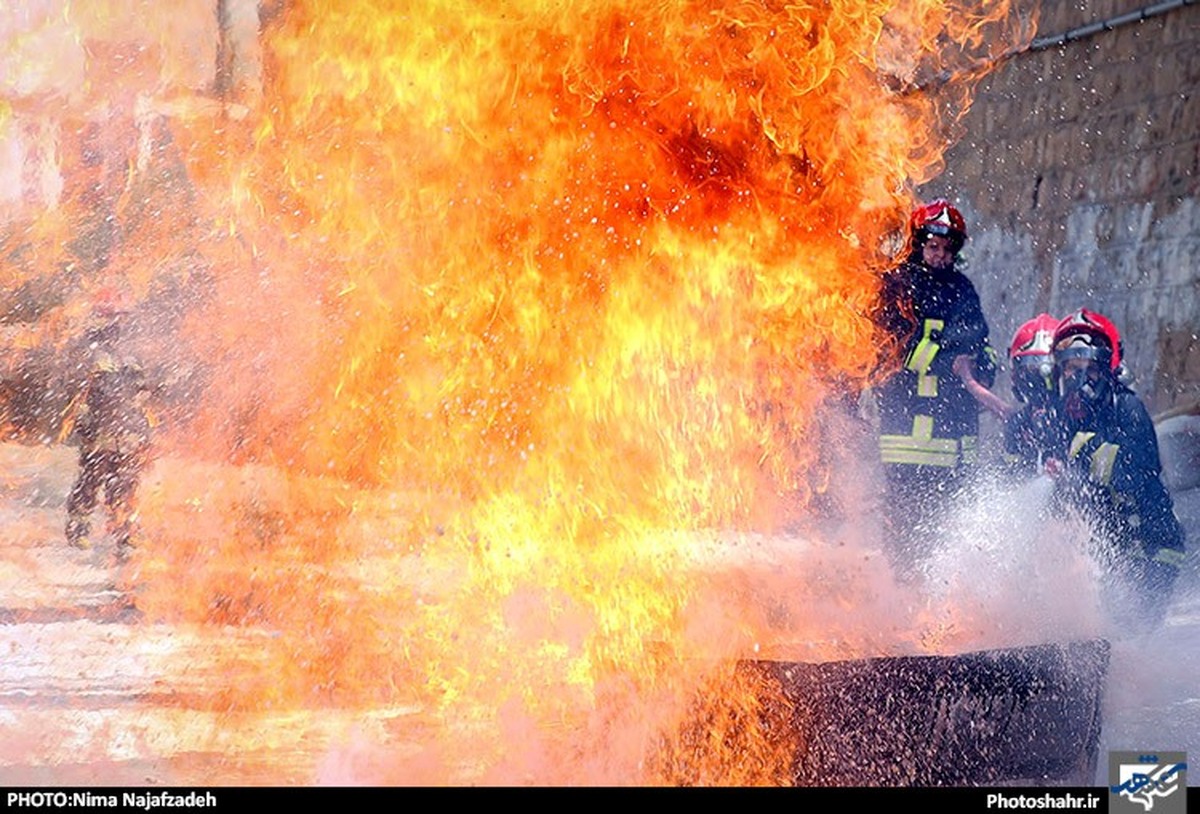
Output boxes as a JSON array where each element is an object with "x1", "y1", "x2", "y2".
[{"x1": 1109, "y1": 751, "x2": 1188, "y2": 813}]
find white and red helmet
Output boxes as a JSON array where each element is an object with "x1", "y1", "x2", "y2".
[
  {"x1": 909, "y1": 199, "x2": 967, "y2": 252},
  {"x1": 1009, "y1": 313, "x2": 1059, "y2": 361},
  {"x1": 1009, "y1": 313, "x2": 1058, "y2": 403},
  {"x1": 1053, "y1": 308, "x2": 1123, "y2": 373}
]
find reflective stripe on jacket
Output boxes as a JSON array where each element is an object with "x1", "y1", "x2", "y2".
[
  {"x1": 880, "y1": 415, "x2": 977, "y2": 467},
  {"x1": 1060, "y1": 390, "x2": 1187, "y2": 566},
  {"x1": 872, "y1": 260, "x2": 995, "y2": 470}
]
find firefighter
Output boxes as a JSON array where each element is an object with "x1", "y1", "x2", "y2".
[
  {"x1": 1002, "y1": 313, "x2": 1065, "y2": 475},
  {"x1": 872, "y1": 199, "x2": 1007, "y2": 582},
  {"x1": 64, "y1": 291, "x2": 154, "y2": 558},
  {"x1": 1049, "y1": 308, "x2": 1186, "y2": 631}
]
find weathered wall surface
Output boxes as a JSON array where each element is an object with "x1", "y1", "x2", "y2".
[{"x1": 923, "y1": 0, "x2": 1200, "y2": 416}]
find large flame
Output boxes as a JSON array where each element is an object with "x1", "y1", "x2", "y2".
[{"x1": 1, "y1": 0, "x2": 1030, "y2": 785}]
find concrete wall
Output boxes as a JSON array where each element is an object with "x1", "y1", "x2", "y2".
[{"x1": 922, "y1": 0, "x2": 1200, "y2": 416}]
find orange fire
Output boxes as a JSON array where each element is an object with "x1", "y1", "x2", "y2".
[{"x1": 2, "y1": 0, "x2": 1030, "y2": 785}]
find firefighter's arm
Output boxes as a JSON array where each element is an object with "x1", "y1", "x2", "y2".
[
  {"x1": 56, "y1": 388, "x2": 90, "y2": 444},
  {"x1": 952, "y1": 353, "x2": 1013, "y2": 419}
]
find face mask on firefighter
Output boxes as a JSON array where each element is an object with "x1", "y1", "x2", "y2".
[
  {"x1": 1012, "y1": 356, "x2": 1054, "y2": 404},
  {"x1": 1059, "y1": 357, "x2": 1112, "y2": 420}
]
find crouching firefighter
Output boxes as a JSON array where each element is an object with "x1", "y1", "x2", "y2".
[
  {"x1": 872, "y1": 199, "x2": 1008, "y2": 583},
  {"x1": 64, "y1": 292, "x2": 155, "y2": 558},
  {"x1": 1050, "y1": 308, "x2": 1186, "y2": 631},
  {"x1": 1002, "y1": 313, "x2": 1066, "y2": 476}
]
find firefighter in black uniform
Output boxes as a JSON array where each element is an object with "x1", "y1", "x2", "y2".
[
  {"x1": 1002, "y1": 313, "x2": 1065, "y2": 476},
  {"x1": 1049, "y1": 308, "x2": 1186, "y2": 631},
  {"x1": 65, "y1": 291, "x2": 154, "y2": 558},
  {"x1": 872, "y1": 199, "x2": 1008, "y2": 582}
]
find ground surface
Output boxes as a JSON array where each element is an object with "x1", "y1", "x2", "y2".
[{"x1": 1, "y1": 440, "x2": 1196, "y2": 786}]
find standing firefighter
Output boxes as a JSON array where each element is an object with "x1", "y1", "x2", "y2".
[
  {"x1": 1049, "y1": 308, "x2": 1186, "y2": 630},
  {"x1": 872, "y1": 199, "x2": 1007, "y2": 582},
  {"x1": 65, "y1": 291, "x2": 153, "y2": 557},
  {"x1": 1002, "y1": 313, "x2": 1064, "y2": 475}
]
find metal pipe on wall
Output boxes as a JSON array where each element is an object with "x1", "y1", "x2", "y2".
[{"x1": 1024, "y1": 0, "x2": 1196, "y2": 53}]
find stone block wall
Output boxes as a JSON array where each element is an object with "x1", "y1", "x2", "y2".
[{"x1": 923, "y1": 0, "x2": 1200, "y2": 416}]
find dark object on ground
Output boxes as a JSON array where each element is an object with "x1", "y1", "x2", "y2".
[{"x1": 741, "y1": 638, "x2": 1110, "y2": 786}]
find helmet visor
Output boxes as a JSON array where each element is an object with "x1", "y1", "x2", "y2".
[{"x1": 1011, "y1": 362, "x2": 1054, "y2": 403}]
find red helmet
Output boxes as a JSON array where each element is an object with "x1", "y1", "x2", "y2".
[
  {"x1": 1009, "y1": 313, "x2": 1059, "y2": 360},
  {"x1": 1053, "y1": 308, "x2": 1122, "y2": 372},
  {"x1": 1009, "y1": 314, "x2": 1058, "y2": 403},
  {"x1": 909, "y1": 199, "x2": 967, "y2": 251}
]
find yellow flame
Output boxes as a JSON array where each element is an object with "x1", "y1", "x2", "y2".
[{"x1": 4, "y1": 0, "x2": 1031, "y2": 784}]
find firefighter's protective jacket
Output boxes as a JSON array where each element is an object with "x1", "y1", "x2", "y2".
[
  {"x1": 874, "y1": 260, "x2": 996, "y2": 468},
  {"x1": 1059, "y1": 387, "x2": 1187, "y2": 569},
  {"x1": 74, "y1": 348, "x2": 152, "y2": 457}
]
